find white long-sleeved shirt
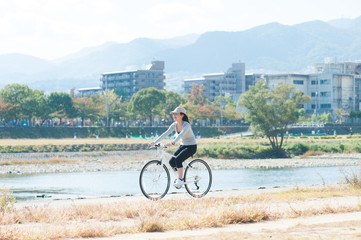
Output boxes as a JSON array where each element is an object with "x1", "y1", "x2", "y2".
[{"x1": 154, "y1": 121, "x2": 196, "y2": 145}]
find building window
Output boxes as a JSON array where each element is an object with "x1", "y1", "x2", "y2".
[
  {"x1": 311, "y1": 104, "x2": 316, "y2": 109},
  {"x1": 320, "y1": 104, "x2": 331, "y2": 109},
  {"x1": 320, "y1": 79, "x2": 330, "y2": 85},
  {"x1": 320, "y1": 92, "x2": 330, "y2": 97},
  {"x1": 293, "y1": 80, "x2": 304, "y2": 85},
  {"x1": 311, "y1": 92, "x2": 316, "y2": 97},
  {"x1": 311, "y1": 80, "x2": 318, "y2": 85}
]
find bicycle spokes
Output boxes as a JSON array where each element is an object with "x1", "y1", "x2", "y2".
[
  {"x1": 184, "y1": 159, "x2": 212, "y2": 198},
  {"x1": 139, "y1": 160, "x2": 170, "y2": 200}
]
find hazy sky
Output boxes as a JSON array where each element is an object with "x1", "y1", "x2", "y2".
[{"x1": 1, "y1": 0, "x2": 361, "y2": 60}]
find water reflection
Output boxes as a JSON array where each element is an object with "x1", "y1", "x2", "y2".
[{"x1": 0, "y1": 165, "x2": 356, "y2": 202}]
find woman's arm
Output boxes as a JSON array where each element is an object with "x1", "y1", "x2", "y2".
[{"x1": 153, "y1": 122, "x2": 175, "y2": 144}]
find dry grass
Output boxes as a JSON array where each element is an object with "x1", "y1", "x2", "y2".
[
  {"x1": 340, "y1": 165, "x2": 361, "y2": 188},
  {"x1": 0, "y1": 188, "x2": 15, "y2": 211},
  {"x1": 299, "y1": 150, "x2": 327, "y2": 157},
  {"x1": 1, "y1": 185, "x2": 361, "y2": 239},
  {"x1": 0, "y1": 158, "x2": 78, "y2": 165}
]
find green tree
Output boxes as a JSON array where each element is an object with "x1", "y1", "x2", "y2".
[
  {"x1": 0, "y1": 100, "x2": 14, "y2": 121},
  {"x1": 48, "y1": 92, "x2": 76, "y2": 123},
  {"x1": 73, "y1": 97, "x2": 104, "y2": 126},
  {"x1": 127, "y1": 87, "x2": 166, "y2": 125},
  {"x1": 0, "y1": 84, "x2": 48, "y2": 125},
  {"x1": 336, "y1": 108, "x2": 348, "y2": 123},
  {"x1": 238, "y1": 81, "x2": 311, "y2": 151},
  {"x1": 98, "y1": 89, "x2": 126, "y2": 125},
  {"x1": 162, "y1": 91, "x2": 186, "y2": 120},
  {"x1": 0, "y1": 84, "x2": 31, "y2": 122},
  {"x1": 21, "y1": 89, "x2": 49, "y2": 126},
  {"x1": 214, "y1": 95, "x2": 236, "y2": 108},
  {"x1": 185, "y1": 84, "x2": 208, "y2": 105},
  {"x1": 214, "y1": 95, "x2": 240, "y2": 121},
  {"x1": 316, "y1": 112, "x2": 332, "y2": 123},
  {"x1": 114, "y1": 86, "x2": 130, "y2": 100}
]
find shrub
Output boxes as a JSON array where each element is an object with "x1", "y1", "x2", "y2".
[{"x1": 285, "y1": 142, "x2": 309, "y2": 155}]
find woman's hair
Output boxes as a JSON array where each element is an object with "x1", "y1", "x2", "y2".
[{"x1": 181, "y1": 113, "x2": 190, "y2": 123}]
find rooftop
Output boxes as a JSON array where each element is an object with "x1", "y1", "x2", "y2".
[{"x1": 78, "y1": 87, "x2": 102, "y2": 91}]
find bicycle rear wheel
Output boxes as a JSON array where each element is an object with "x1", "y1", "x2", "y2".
[
  {"x1": 139, "y1": 160, "x2": 170, "y2": 200},
  {"x1": 184, "y1": 159, "x2": 212, "y2": 198}
]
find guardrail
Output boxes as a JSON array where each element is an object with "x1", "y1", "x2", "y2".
[{"x1": 291, "y1": 123, "x2": 325, "y2": 128}]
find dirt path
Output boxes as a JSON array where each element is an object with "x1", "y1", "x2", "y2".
[
  {"x1": 80, "y1": 211, "x2": 361, "y2": 240},
  {"x1": 94, "y1": 211, "x2": 361, "y2": 240}
]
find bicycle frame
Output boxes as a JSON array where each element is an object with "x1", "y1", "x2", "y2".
[
  {"x1": 140, "y1": 143, "x2": 212, "y2": 199},
  {"x1": 153, "y1": 144, "x2": 198, "y2": 185},
  {"x1": 154, "y1": 144, "x2": 178, "y2": 179}
]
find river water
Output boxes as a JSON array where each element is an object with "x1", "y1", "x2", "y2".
[{"x1": 0, "y1": 165, "x2": 357, "y2": 202}]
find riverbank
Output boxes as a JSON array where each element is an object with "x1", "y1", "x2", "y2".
[
  {"x1": 1, "y1": 151, "x2": 361, "y2": 175},
  {"x1": 6, "y1": 185, "x2": 361, "y2": 240}
]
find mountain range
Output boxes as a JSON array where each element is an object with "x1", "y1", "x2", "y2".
[{"x1": 1, "y1": 16, "x2": 361, "y2": 93}]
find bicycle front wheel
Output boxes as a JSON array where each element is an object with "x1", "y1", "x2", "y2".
[
  {"x1": 139, "y1": 160, "x2": 170, "y2": 200},
  {"x1": 184, "y1": 159, "x2": 212, "y2": 198}
]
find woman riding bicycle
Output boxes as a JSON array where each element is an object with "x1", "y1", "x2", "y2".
[{"x1": 150, "y1": 106, "x2": 197, "y2": 189}]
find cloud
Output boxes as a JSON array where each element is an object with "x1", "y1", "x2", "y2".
[
  {"x1": 0, "y1": 0, "x2": 361, "y2": 59},
  {"x1": 0, "y1": 0, "x2": 134, "y2": 59}
]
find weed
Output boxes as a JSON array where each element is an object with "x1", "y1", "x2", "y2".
[
  {"x1": 0, "y1": 188, "x2": 15, "y2": 211},
  {"x1": 340, "y1": 165, "x2": 361, "y2": 188}
]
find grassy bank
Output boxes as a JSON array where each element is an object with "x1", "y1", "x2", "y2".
[
  {"x1": 1, "y1": 184, "x2": 361, "y2": 239},
  {"x1": 0, "y1": 135, "x2": 361, "y2": 158}
]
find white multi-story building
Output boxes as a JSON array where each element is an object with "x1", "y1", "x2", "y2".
[
  {"x1": 77, "y1": 87, "x2": 102, "y2": 97},
  {"x1": 184, "y1": 63, "x2": 245, "y2": 102},
  {"x1": 100, "y1": 61, "x2": 165, "y2": 98},
  {"x1": 78, "y1": 61, "x2": 165, "y2": 98},
  {"x1": 264, "y1": 59, "x2": 361, "y2": 114}
]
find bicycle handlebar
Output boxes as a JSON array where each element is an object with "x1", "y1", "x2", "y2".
[{"x1": 149, "y1": 143, "x2": 167, "y2": 149}]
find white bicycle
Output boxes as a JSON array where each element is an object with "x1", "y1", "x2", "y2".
[{"x1": 139, "y1": 143, "x2": 212, "y2": 200}]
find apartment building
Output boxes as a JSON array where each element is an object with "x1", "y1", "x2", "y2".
[
  {"x1": 78, "y1": 61, "x2": 166, "y2": 98},
  {"x1": 184, "y1": 63, "x2": 245, "y2": 102},
  {"x1": 77, "y1": 87, "x2": 102, "y2": 97},
  {"x1": 100, "y1": 61, "x2": 165, "y2": 98},
  {"x1": 245, "y1": 73, "x2": 263, "y2": 91},
  {"x1": 264, "y1": 61, "x2": 360, "y2": 115},
  {"x1": 315, "y1": 59, "x2": 361, "y2": 75},
  {"x1": 314, "y1": 59, "x2": 361, "y2": 112}
]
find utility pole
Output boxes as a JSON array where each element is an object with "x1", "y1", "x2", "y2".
[
  {"x1": 315, "y1": 91, "x2": 318, "y2": 124},
  {"x1": 220, "y1": 82, "x2": 223, "y2": 126},
  {"x1": 105, "y1": 78, "x2": 109, "y2": 127}
]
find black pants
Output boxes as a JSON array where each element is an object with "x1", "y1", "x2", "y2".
[{"x1": 169, "y1": 145, "x2": 197, "y2": 169}]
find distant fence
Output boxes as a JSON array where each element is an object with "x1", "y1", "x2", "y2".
[{"x1": 0, "y1": 126, "x2": 249, "y2": 139}]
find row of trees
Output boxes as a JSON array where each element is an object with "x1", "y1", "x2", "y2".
[
  {"x1": 0, "y1": 83, "x2": 241, "y2": 127},
  {"x1": 1, "y1": 81, "x2": 349, "y2": 153}
]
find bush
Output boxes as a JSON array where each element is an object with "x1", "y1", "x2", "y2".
[{"x1": 285, "y1": 142, "x2": 309, "y2": 155}]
